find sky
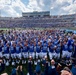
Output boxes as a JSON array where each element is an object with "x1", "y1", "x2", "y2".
[{"x1": 0, "y1": 0, "x2": 76, "y2": 17}]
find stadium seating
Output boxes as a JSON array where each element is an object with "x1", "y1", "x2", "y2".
[{"x1": 0, "y1": 14, "x2": 76, "y2": 28}]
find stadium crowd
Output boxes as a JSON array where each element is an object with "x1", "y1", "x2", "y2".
[
  {"x1": 0, "y1": 29, "x2": 76, "y2": 75},
  {"x1": 0, "y1": 15, "x2": 76, "y2": 28}
]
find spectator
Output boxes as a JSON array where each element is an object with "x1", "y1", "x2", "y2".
[
  {"x1": 44, "y1": 60, "x2": 49, "y2": 75},
  {"x1": 48, "y1": 59, "x2": 58, "y2": 75},
  {"x1": 34, "y1": 62, "x2": 42, "y2": 75},
  {"x1": 0, "y1": 60, "x2": 5, "y2": 73},
  {"x1": 20, "y1": 65, "x2": 24, "y2": 75},
  {"x1": 11, "y1": 65, "x2": 24, "y2": 75},
  {"x1": 61, "y1": 67, "x2": 73, "y2": 75},
  {"x1": 72, "y1": 41, "x2": 76, "y2": 58},
  {"x1": 71, "y1": 61, "x2": 76, "y2": 75},
  {"x1": 28, "y1": 56, "x2": 33, "y2": 75},
  {"x1": 11, "y1": 66, "x2": 18, "y2": 75}
]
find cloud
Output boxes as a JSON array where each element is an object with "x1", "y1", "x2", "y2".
[
  {"x1": 61, "y1": 3, "x2": 76, "y2": 14},
  {"x1": 0, "y1": 0, "x2": 76, "y2": 17},
  {"x1": 48, "y1": 0, "x2": 76, "y2": 15},
  {"x1": 0, "y1": 0, "x2": 30, "y2": 17},
  {"x1": 26, "y1": 0, "x2": 42, "y2": 12},
  {"x1": 36, "y1": 0, "x2": 53, "y2": 11}
]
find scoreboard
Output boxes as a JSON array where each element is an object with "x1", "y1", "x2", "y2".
[{"x1": 22, "y1": 11, "x2": 50, "y2": 17}]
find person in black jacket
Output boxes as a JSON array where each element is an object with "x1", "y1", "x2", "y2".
[
  {"x1": 48, "y1": 59, "x2": 58, "y2": 75},
  {"x1": 20, "y1": 66, "x2": 24, "y2": 75},
  {"x1": 72, "y1": 41, "x2": 76, "y2": 58},
  {"x1": 0, "y1": 59, "x2": 5, "y2": 73},
  {"x1": 28, "y1": 56, "x2": 33, "y2": 75},
  {"x1": 43, "y1": 57, "x2": 49, "y2": 75}
]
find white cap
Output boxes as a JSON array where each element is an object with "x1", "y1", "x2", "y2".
[
  {"x1": 29, "y1": 56, "x2": 32, "y2": 58},
  {"x1": 45, "y1": 55, "x2": 47, "y2": 58}
]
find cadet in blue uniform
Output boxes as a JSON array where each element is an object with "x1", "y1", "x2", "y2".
[
  {"x1": 3, "y1": 43, "x2": 10, "y2": 66},
  {"x1": 68, "y1": 45, "x2": 73, "y2": 57},
  {"x1": 62, "y1": 41, "x2": 69, "y2": 57},
  {"x1": 3, "y1": 44, "x2": 10, "y2": 59},
  {"x1": 36, "y1": 42, "x2": 41, "y2": 59},
  {"x1": 68, "y1": 38, "x2": 74, "y2": 57},
  {"x1": 48, "y1": 42, "x2": 54, "y2": 60},
  {"x1": 29, "y1": 42, "x2": 35, "y2": 59},
  {"x1": 55, "y1": 44, "x2": 61, "y2": 58},
  {"x1": 22, "y1": 43, "x2": 28, "y2": 59},
  {"x1": 16, "y1": 43, "x2": 21, "y2": 59},
  {"x1": 10, "y1": 44, "x2": 16, "y2": 59},
  {"x1": 41, "y1": 41, "x2": 48, "y2": 58}
]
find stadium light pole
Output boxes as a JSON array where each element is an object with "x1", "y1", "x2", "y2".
[{"x1": 50, "y1": 7, "x2": 53, "y2": 15}]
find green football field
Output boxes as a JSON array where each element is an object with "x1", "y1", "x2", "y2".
[{"x1": 0, "y1": 27, "x2": 76, "y2": 31}]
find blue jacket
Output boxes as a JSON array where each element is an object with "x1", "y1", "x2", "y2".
[
  {"x1": 35, "y1": 63, "x2": 41, "y2": 74},
  {"x1": 11, "y1": 68, "x2": 16, "y2": 75},
  {"x1": 71, "y1": 65, "x2": 76, "y2": 75},
  {"x1": 11, "y1": 68, "x2": 24, "y2": 75}
]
